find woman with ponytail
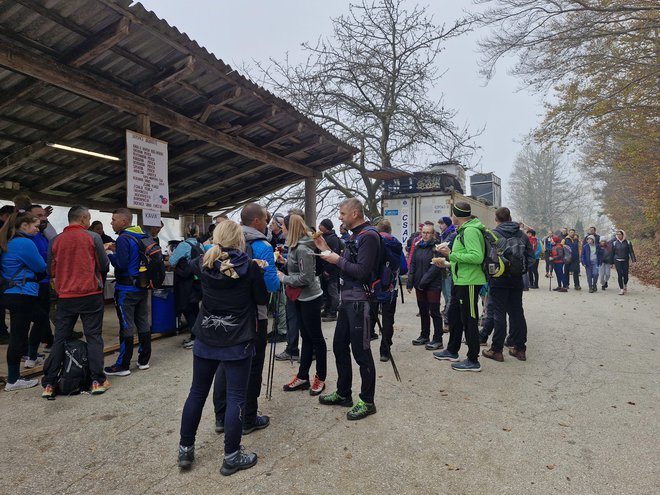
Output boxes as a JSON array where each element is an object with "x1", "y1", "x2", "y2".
[{"x1": 177, "y1": 220, "x2": 267, "y2": 476}]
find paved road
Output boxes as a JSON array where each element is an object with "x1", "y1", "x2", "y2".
[{"x1": 1, "y1": 279, "x2": 658, "y2": 495}]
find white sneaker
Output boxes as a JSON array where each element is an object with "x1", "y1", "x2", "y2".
[
  {"x1": 5, "y1": 378, "x2": 39, "y2": 391},
  {"x1": 137, "y1": 362, "x2": 150, "y2": 370},
  {"x1": 618, "y1": 289, "x2": 625, "y2": 295},
  {"x1": 24, "y1": 357, "x2": 44, "y2": 369}
]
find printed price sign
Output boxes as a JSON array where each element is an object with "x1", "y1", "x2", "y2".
[{"x1": 126, "y1": 130, "x2": 169, "y2": 212}]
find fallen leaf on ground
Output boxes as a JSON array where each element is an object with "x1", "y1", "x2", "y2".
[
  {"x1": 558, "y1": 422, "x2": 570, "y2": 427},
  {"x1": 547, "y1": 464, "x2": 556, "y2": 470},
  {"x1": 445, "y1": 463, "x2": 460, "y2": 471},
  {"x1": 502, "y1": 427, "x2": 512, "y2": 432}
]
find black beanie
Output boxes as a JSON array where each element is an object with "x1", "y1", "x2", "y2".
[
  {"x1": 320, "y1": 218, "x2": 334, "y2": 230},
  {"x1": 452, "y1": 204, "x2": 471, "y2": 217}
]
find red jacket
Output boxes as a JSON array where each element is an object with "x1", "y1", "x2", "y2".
[
  {"x1": 550, "y1": 245, "x2": 564, "y2": 264},
  {"x1": 49, "y1": 224, "x2": 109, "y2": 298}
]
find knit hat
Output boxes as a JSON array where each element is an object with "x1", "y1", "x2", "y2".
[
  {"x1": 320, "y1": 218, "x2": 333, "y2": 231},
  {"x1": 439, "y1": 216, "x2": 452, "y2": 227},
  {"x1": 586, "y1": 235, "x2": 595, "y2": 242},
  {"x1": 552, "y1": 235, "x2": 560, "y2": 243},
  {"x1": 452, "y1": 204, "x2": 471, "y2": 217}
]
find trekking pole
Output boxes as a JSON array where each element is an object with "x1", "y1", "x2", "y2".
[
  {"x1": 398, "y1": 275, "x2": 404, "y2": 304},
  {"x1": 548, "y1": 267, "x2": 552, "y2": 292},
  {"x1": 374, "y1": 316, "x2": 401, "y2": 382},
  {"x1": 265, "y1": 290, "x2": 278, "y2": 400}
]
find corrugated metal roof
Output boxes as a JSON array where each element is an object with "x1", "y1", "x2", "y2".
[{"x1": 0, "y1": 0, "x2": 355, "y2": 214}]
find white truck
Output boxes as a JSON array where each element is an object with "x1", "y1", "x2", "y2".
[{"x1": 382, "y1": 191, "x2": 496, "y2": 246}]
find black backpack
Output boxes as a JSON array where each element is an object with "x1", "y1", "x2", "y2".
[
  {"x1": 58, "y1": 339, "x2": 91, "y2": 395},
  {"x1": 120, "y1": 234, "x2": 166, "y2": 289},
  {"x1": 458, "y1": 226, "x2": 504, "y2": 279},
  {"x1": 498, "y1": 232, "x2": 528, "y2": 276},
  {"x1": 174, "y1": 240, "x2": 205, "y2": 279}
]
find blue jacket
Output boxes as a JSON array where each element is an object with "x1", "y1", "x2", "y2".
[
  {"x1": 109, "y1": 226, "x2": 148, "y2": 292},
  {"x1": 170, "y1": 237, "x2": 203, "y2": 266},
  {"x1": 243, "y1": 226, "x2": 279, "y2": 292},
  {"x1": 1, "y1": 237, "x2": 47, "y2": 296},
  {"x1": 32, "y1": 232, "x2": 50, "y2": 284},
  {"x1": 581, "y1": 243, "x2": 602, "y2": 268}
]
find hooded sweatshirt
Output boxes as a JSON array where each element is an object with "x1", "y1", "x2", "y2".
[
  {"x1": 282, "y1": 235, "x2": 323, "y2": 301},
  {"x1": 109, "y1": 226, "x2": 148, "y2": 292},
  {"x1": 449, "y1": 217, "x2": 487, "y2": 286},
  {"x1": 193, "y1": 249, "x2": 268, "y2": 349},
  {"x1": 243, "y1": 225, "x2": 279, "y2": 320},
  {"x1": 612, "y1": 230, "x2": 636, "y2": 262},
  {"x1": 491, "y1": 221, "x2": 535, "y2": 289}
]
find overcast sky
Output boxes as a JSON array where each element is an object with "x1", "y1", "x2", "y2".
[{"x1": 137, "y1": 0, "x2": 544, "y2": 202}]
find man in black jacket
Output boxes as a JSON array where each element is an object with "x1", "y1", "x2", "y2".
[
  {"x1": 482, "y1": 207, "x2": 535, "y2": 362},
  {"x1": 318, "y1": 218, "x2": 343, "y2": 322},
  {"x1": 314, "y1": 198, "x2": 381, "y2": 421}
]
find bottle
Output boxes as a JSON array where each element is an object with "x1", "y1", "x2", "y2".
[{"x1": 137, "y1": 264, "x2": 150, "y2": 288}]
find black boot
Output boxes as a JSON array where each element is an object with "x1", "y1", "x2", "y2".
[
  {"x1": 220, "y1": 447, "x2": 258, "y2": 476},
  {"x1": 178, "y1": 445, "x2": 195, "y2": 469}
]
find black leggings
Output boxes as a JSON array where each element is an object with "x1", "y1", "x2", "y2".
[
  {"x1": 295, "y1": 296, "x2": 327, "y2": 381},
  {"x1": 614, "y1": 260, "x2": 629, "y2": 289},
  {"x1": 415, "y1": 289, "x2": 443, "y2": 341},
  {"x1": 3, "y1": 294, "x2": 40, "y2": 383},
  {"x1": 528, "y1": 260, "x2": 539, "y2": 288}
]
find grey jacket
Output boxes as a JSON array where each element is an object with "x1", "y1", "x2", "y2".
[{"x1": 282, "y1": 236, "x2": 323, "y2": 302}]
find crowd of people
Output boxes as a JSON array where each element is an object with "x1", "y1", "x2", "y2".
[{"x1": 0, "y1": 193, "x2": 639, "y2": 476}]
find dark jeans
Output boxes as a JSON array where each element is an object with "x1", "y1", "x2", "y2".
[
  {"x1": 415, "y1": 289, "x2": 443, "y2": 341},
  {"x1": 214, "y1": 318, "x2": 267, "y2": 424},
  {"x1": 334, "y1": 299, "x2": 376, "y2": 403},
  {"x1": 284, "y1": 296, "x2": 300, "y2": 356},
  {"x1": 42, "y1": 294, "x2": 106, "y2": 386},
  {"x1": 368, "y1": 298, "x2": 397, "y2": 358},
  {"x1": 295, "y1": 296, "x2": 327, "y2": 381},
  {"x1": 528, "y1": 260, "x2": 539, "y2": 288},
  {"x1": 182, "y1": 301, "x2": 200, "y2": 340},
  {"x1": 33, "y1": 283, "x2": 53, "y2": 347},
  {"x1": 553, "y1": 264, "x2": 567, "y2": 288},
  {"x1": 114, "y1": 290, "x2": 151, "y2": 369},
  {"x1": 3, "y1": 294, "x2": 40, "y2": 383},
  {"x1": 479, "y1": 295, "x2": 495, "y2": 341},
  {"x1": 321, "y1": 272, "x2": 339, "y2": 316},
  {"x1": 446, "y1": 284, "x2": 482, "y2": 362},
  {"x1": 180, "y1": 354, "x2": 252, "y2": 455},
  {"x1": 614, "y1": 260, "x2": 629, "y2": 288},
  {"x1": 564, "y1": 263, "x2": 580, "y2": 288},
  {"x1": 489, "y1": 287, "x2": 527, "y2": 352},
  {"x1": 585, "y1": 264, "x2": 599, "y2": 289}
]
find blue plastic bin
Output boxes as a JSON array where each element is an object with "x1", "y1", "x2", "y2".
[{"x1": 151, "y1": 288, "x2": 176, "y2": 333}]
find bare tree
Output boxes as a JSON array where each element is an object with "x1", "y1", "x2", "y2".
[
  {"x1": 257, "y1": 0, "x2": 478, "y2": 218},
  {"x1": 508, "y1": 142, "x2": 583, "y2": 229}
]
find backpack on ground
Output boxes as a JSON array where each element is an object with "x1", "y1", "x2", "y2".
[
  {"x1": 120, "y1": 234, "x2": 166, "y2": 289},
  {"x1": 499, "y1": 234, "x2": 528, "y2": 276},
  {"x1": 57, "y1": 339, "x2": 91, "y2": 395},
  {"x1": 562, "y1": 244, "x2": 573, "y2": 264}
]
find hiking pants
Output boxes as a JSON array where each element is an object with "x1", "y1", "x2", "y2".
[
  {"x1": 489, "y1": 287, "x2": 527, "y2": 352},
  {"x1": 114, "y1": 290, "x2": 150, "y2": 370},
  {"x1": 585, "y1": 264, "x2": 599, "y2": 289},
  {"x1": 446, "y1": 284, "x2": 482, "y2": 362},
  {"x1": 181, "y1": 354, "x2": 251, "y2": 455},
  {"x1": 33, "y1": 282, "x2": 53, "y2": 347},
  {"x1": 564, "y1": 263, "x2": 581, "y2": 288},
  {"x1": 3, "y1": 294, "x2": 40, "y2": 383},
  {"x1": 614, "y1": 260, "x2": 629, "y2": 289},
  {"x1": 284, "y1": 296, "x2": 300, "y2": 356},
  {"x1": 368, "y1": 298, "x2": 397, "y2": 358},
  {"x1": 334, "y1": 299, "x2": 376, "y2": 403},
  {"x1": 415, "y1": 289, "x2": 443, "y2": 342},
  {"x1": 214, "y1": 318, "x2": 267, "y2": 425},
  {"x1": 599, "y1": 263, "x2": 611, "y2": 287},
  {"x1": 528, "y1": 260, "x2": 539, "y2": 288},
  {"x1": 271, "y1": 285, "x2": 287, "y2": 336},
  {"x1": 553, "y1": 264, "x2": 567, "y2": 288},
  {"x1": 42, "y1": 294, "x2": 105, "y2": 387}
]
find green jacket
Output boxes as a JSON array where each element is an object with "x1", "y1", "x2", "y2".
[{"x1": 449, "y1": 217, "x2": 487, "y2": 286}]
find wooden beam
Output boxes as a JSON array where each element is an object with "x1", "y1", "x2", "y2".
[
  {"x1": 172, "y1": 162, "x2": 269, "y2": 203},
  {"x1": 193, "y1": 87, "x2": 242, "y2": 123},
  {"x1": 168, "y1": 153, "x2": 243, "y2": 188},
  {"x1": 141, "y1": 55, "x2": 195, "y2": 98},
  {"x1": 0, "y1": 186, "x2": 135, "y2": 213},
  {"x1": 32, "y1": 157, "x2": 112, "y2": 192},
  {"x1": 259, "y1": 122, "x2": 303, "y2": 148},
  {"x1": 305, "y1": 177, "x2": 317, "y2": 228},
  {"x1": 0, "y1": 79, "x2": 45, "y2": 112},
  {"x1": 0, "y1": 43, "x2": 316, "y2": 177},
  {"x1": 63, "y1": 18, "x2": 131, "y2": 68}
]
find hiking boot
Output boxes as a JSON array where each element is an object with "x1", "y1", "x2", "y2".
[
  {"x1": 309, "y1": 375, "x2": 325, "y2": 396},
  {"x1": 425, "y1": 340, "x2": 443, "y2": 351},
  {"x1": 618, "y1": 289, "x2": 625, "y2": 295},
  {"x1": 91, "y1": 380, "x2": 111, "y2": 395},
  {"x1": 558, "y1": 288, "x2": 568, "y2": 292},
  {"x1": 283, "y1": 375, "x2": 310, "y2": 392},
  {"x1": 412, "y1": 336, "x2": 429, "y2": 346},
  {"x1": 24, "y1": 356, "x2": 44, "y2": 369},
  {"x1": 370, "y1": 333, "x2": 379, "y2": 341},
  {"x1": 243, "y1": 415, "x2": 270, "y2": 435},
  {"x1": 42, "y1": 384, "x2": 55, "y2": 400},
  {"x1": 275, "y1": 350, "x2": 299, "y2": 361},
  {"x1": 593, "y1": 286, "x2": 598, "y2": 292},
  {"x1": 137, "y1": 362, "x2": 150, "y2": 370},
  {"x1": 220, "y1": 447, "x2": 257, "y2": 476},
  {"x1": 5, "y1": 378, "x2": 39, "y2": 391},
  {"x1": 319, "y1": 391, "x2": 353, "y2": 407},
  {"x1": 509, "y1": 348, "x2": 527, "y2": 361},
  {"x1": 346, "y1": 399, "x2": 377, "y2": 420},
  {"x1": 574, "y1": 286, "x2": 581, "y2": 291},
  {"x1": 588, "y1": 287, "x2": 594, "y2": 293},
  {"x1": 479, "y1": 339, "x2": 488, "y2": 347},
  {"x1": 322, "y1": 314, "x2": 337, "y2": 322},
  {"x1": 601, "y1": 285, "x2": 606, "y2": 291},
  {"x1": 104, "y1": 365, "x2": 131, "y2": 377},
  {"x1": 178, "y1": 445, "x2": 195, "y2": 469},
  {"x1": 433, "y1": 350, "x2": 459, "y2": 362},
  {"x1": 482, "y1": 348, "x2": 504, "y2": 362},
  {"x1": 380, "y1": 354, "x2": 390, "y2": 362},
  {"x1": 215, "y1": 419, "x2": 224, "y2": 433},
  {"x1": 451, "y1": 359, "x2": 482, "y2": 372},
  {"x1": 552, "y1": 287, "x2": 560, "y2": 291}
]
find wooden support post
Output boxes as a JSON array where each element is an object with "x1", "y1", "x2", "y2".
[{"x1": 305, "y1": 176, "x2": 317, "y2": 229}]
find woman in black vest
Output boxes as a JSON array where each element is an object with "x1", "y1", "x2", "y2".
[
  {"x1": 177, "y1": 220, "x2": 267, "y2": 476},
  {"x1": 612, "y1": 230, "x2": 636, "y2": 295}
]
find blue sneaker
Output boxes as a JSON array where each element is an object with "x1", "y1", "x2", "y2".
[
  {"x1": 451, "y1": 359, "x2": 482, "y2": 372},
  {"x1": 433, "y1": 350, "x2": 459, "y2": 362}
]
